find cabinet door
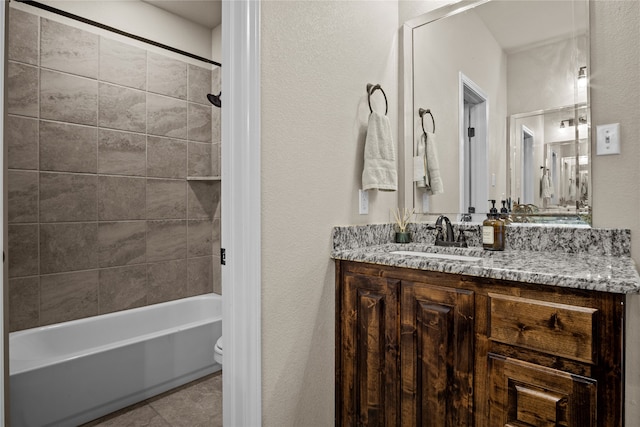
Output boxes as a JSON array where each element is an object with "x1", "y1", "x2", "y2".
[
  {"x1": 400, "y1": 281, "x2": 474, "y2": 427},
  {"x1": 339, "y1": 272, "x2": 400, "y2": 427},
  {"x1": 487, "y1": 353, "x2": 597, "y2": 427}
]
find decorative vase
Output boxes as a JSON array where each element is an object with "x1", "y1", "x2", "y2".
[{"x1": 395, "y1": 231, "x2": 411, "y2": 243}]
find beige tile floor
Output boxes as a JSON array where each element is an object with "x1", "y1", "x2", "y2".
[{"x1": 82, "y1": 372, "x2": 222, "y2": 427}]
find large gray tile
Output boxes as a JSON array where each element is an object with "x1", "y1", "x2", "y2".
[
  {"x1": 9, "y1": 276, "x2": 40, "y2": 332},
  {"x1": 40, "y1": 18, "x2": 98, "y2": 78},
  {"x1": 188, "y1": 142, "x2": 213, "y2": 177},
  {"x1": 99, "y1": 265, "x2": 147, "y2": 314},
  {"x1": 188, "y1": 103, "x2": 212, "y2": 142},
  {"x1": 149, "y1": 371, "x2": 222, "y2": 427},
  {"x1": 147, "y1": 136, "x2": 187, "y2": 178},
  {"x1": 8, "y1": 170, "x2": 38, "y2": 223},
  {"x1": 188, "y1": 64, "x2": 212, "y2": 105},
  {"x1": 147, "y1": 179, "x2": 186, "y2": 219},
  {"x1": 8, "y1": 62, "x2": 38, "y2": 117},
  {"x1": 211, "y1": 103, "x2": 221, "y2": 143},
  {"x1": 147, "y1": 259, "x2": 187, "y2": 304},
  {"x1": 40, "y1": 172, "x2": 97, "y2": 222},
  {"x1": 212, "y1": 67, "x2": 221, "y2": 94},
  {"x1": 147, "y1": 52, "x2": 187, "y2": 99},
  {"x1": 40, "y1": 121, "x2": 97, "y2": 173},
  {"x1": 98, "y1": 129, "x2": 146, "y2": 176},
  {"x1": 188, "y1": 220, "x2": 213, "y2": 257},
  {"x1": 99, "y1": 37, "x2": 146, "y2": 90},
  {"x1": 7, "y1": 115, "x2": 38, "y2": 170},
  {"x1": 40, "y1": 70, "x2": 98, "y2": 126},
  {"x1": 8, "y1": 7, "x2": 39, "y2": 65},
  {"x1": 147, "y1": 220, "x2": 186, "y2": 263},
  {"x1": 40, "y1": 270, "x2": 99, "y2": 325},
  {"x1": 187, "y1": 256, "x2": 213, "y2": 297},
  {"x1": 99, "y1": 83, "x2": 146, "y2": 132},
  {"x1": 98, "y1": 221, "x2": 146, "y2": 268},
  {"x1": 212, "y1": 218, "x2": 221, "y2": 254},
  {"x1": 98, "y1": 176, "x2": 146, "y2": 221},
  {"x1": 212, "y1": 143, "x2": 221, "y2": 177},
  {"x1": 40, "y1": 223, "x2": 98, "y2": 274},
  {"x1": 8, "y1": 224, "x2": 39, "y2": 278},
  {"x1": 212, "y1": 256, "x2": 221, "y2": 295},
  {"x1": 83, "y1": 403, "x2": 171, "y2": 427},
  {"x1": 147, "y1": 94, "x2": 187, "y2": 139},
  {"x1": 188, "y1": 181, "x2": 219, "y2": 219}
]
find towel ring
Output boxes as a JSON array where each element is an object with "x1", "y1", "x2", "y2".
[
  {"x1": 419, "y1": 108, "x2": 435, "y2": 134},
  {"x1": 367, "y1": 83, "x2": 388, "y2": 115}
]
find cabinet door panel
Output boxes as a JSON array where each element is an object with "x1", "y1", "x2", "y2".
[
  {"x1": 340, "y1": 272, "x2": 399, "y2": 427},
  {"x1": 488, "y1": 353, "x2": 597, "y2": 427},
  {"x1": 401, "y1": 282, "x2": 474, "y2": 427}
]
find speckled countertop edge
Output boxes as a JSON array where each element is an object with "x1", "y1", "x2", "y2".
[{"x1": 331, "y1": 226, "x2": 640, "y2": 294}]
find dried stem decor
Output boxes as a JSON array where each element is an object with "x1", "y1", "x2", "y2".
[{"x1": 393, "y1": 207, "x2": 415, "y2": 233}]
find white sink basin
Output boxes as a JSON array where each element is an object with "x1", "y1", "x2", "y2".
[{"x1": 390, "y1": 250, "x2": 482, "y2": 263}]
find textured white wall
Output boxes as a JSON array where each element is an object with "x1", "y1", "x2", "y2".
[
  {"x1": 508, "y1": 36, "x2": 588, "y2": 116},
  {"x1": 211, "y1": 24, "x2": 222, "y2": 64},
  {"x1": 590, "y1": 1, "x2": 640, "y2": 424},
  {"x1": 260, "y1": 1, "x2": 398, "y2": 425}
]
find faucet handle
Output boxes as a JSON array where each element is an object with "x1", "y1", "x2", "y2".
[
  {"x1": 456, "y1": 229, "x2": 470, "y2": 247},
  {"x1": 426, "y1": 224, "x2": 444, "y2": 241}
]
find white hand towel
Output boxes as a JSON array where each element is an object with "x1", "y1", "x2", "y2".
[
  {"x1": 362, "y1": 111, "x2": 397, "y2": 191},
  {"x1": 413, "y1": 134, "x2": 427, "y2": 188},
  {"x1": 541, "y1": 172, "x2": 552, "y2": 198},
  {"x1": 424, "y1": 131, "x2": 443, "y2": 195}
]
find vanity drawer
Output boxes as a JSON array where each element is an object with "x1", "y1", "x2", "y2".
[{"x1": 488, "y1": 293, "x2": 598, "y2": 364}]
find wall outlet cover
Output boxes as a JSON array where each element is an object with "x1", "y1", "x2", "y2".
[
  {"x1": 422, "y1": 192, "x2": 429, "y2": 212},
  {"x1": 596, "y1": 123, "x2": 621, "y2": 155},
  {"x1": 359, "y1": 189, "x2": 369, "y2": 215}
]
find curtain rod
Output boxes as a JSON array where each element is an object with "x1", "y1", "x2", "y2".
[{"x1": 16, "y1": 0, "x2": 222, "y2": 67}]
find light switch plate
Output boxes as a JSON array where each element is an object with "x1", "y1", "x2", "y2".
[{"x1": 596, "y1": 123, "x2": 621, "y2": 155}]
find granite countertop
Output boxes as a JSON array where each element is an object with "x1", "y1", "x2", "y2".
[{"x1": 331, "y1": 224, "x2": 640, "y2": 294}]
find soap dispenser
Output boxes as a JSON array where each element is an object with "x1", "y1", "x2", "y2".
[
  {"x1": 483, "y1": 200, "x2": 505, "y2": 251},
  {"x1": 500, "y1": 200, "x2": 512, "y2": 224}
]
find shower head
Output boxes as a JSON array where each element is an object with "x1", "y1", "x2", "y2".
[{"x1": 207, "y1": 92, "x2": 222, "y2": 108}]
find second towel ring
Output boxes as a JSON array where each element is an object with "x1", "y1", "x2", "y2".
[
  {"x1": 367, "y1": 83, "x2": 388, "y2": 115},
  {"x1": 419, "y1": 108, "x2": 435, "y2": 134}
]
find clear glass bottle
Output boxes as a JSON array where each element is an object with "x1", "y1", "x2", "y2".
[{"x1": 483, "y1": 200, "x2": 505, "y2": 251}]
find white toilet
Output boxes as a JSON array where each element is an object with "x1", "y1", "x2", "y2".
[{"x1": 214, "y1": 337, "x2": 223, "y2": 365}]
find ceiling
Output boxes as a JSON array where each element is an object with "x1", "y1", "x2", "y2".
[{"x1": 143, "y1": 0, "x2": 221, "y2": 29}]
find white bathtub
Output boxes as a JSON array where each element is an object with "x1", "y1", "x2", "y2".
[{"x1": 10, "y1": 293, "x2": 222, "y2": 427}]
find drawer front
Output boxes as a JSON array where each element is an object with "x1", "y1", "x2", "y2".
[
  {"x1": 488, "y1": 293, "x2": 598, "y2": 364},
  {"x1": 487, "y1": 354, "x2": 597, "y2": 427}
]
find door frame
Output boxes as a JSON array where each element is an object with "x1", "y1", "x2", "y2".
[
  {"x1": 521, "y1": 125, "x2": 534, "y2": 204},
  {"x1": 1, "y1": 1, "x2": 7, "y2": 423},
  {"x1": 458, "y1": 72, "x2": 489, "y2": 214},
  {"x1": 222, "y1": 1, "x2": 262, "y2": 426}
]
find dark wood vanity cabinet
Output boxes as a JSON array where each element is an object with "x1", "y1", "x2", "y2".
[{"x1": 335, "y1": 260, "x2": 625, "y2": 427}]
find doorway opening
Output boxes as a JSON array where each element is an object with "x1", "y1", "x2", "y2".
[
  {"x1": 459, "y1": 73, "x2": 488, "y2": 214},
  {"x1": 521, "y1": 126, "x2": 534, "y2": 204}
]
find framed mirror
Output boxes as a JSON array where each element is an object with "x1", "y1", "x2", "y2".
[{"x1": 401, "y1": 0, "x2": 590, "y2": 225}]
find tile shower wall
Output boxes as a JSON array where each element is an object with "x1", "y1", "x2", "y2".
[{"x1": 6, "y1": 7, "x2": 222, "y2": 332}]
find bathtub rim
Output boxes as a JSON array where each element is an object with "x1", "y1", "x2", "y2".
[{"x1": 10, "y1": 293, "x2": 222, "y2": 375}]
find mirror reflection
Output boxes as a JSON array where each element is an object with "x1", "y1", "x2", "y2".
[
  {"x1": 403, "y1": 0, "x2": 590, "y2": 224},
  {"x1": 509, "y1": 104, "x2": 591, "y2": 225}
]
